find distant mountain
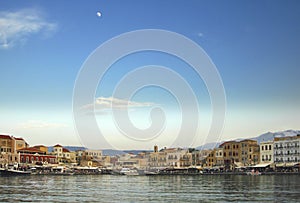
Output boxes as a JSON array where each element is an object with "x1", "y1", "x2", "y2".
[
  {"x1": 123, "y1": 150, "x2": 152, "y2": 155},
  {"x1": 47, "y1": 146, "x2": 86, "y2": 152},
  {"x1": 196, "y1": 130, "x2": 300, "y2": 150},
  {"x1": 250, "y1": 129, "x2": 300, "y2": 144},
  {"x1": 196, "y1": 142, "x2": 221, "y2": 150},
  {"x1": 102, "y1": 149, "x2": 126, "y2": 156}
]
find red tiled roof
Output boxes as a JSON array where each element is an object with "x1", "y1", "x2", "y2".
[
  {"x1": 18, "y1": 147, "x2": 43, "y2": 153},
  {"x1": 14, "y1": 137, "x2": 24, "y2": 140},
  {"x1": 34, "y1": 145, "x2": 46, "y2": 148},
  {"x1": 63, "y1": 148, "x2": 70, "y2": 153},
  {"x1": 54, "y1": 144, "x2": 63, "y2": 147},
  {"x1": 0, "y1": 134, "x2": 12, "y2": 139},
  {"x1": 219, "y1": 140, "x2": 238, "y2": 147}
]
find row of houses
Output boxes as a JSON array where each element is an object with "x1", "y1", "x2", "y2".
[
  {"x1": 114, "y1": 135, "x2": 300, "y2": 171},
  {"x1": 1, "y1": 133, "x2": 300, "y2": 170},
  {"x1": 0, "y1": 134, "x2": 107, "y2": 167}
]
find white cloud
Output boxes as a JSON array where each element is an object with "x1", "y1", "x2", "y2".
[
  {"x1": 197, "y1": 32, "x2": 204, "y2": 37},
  {"x1": 0, "y1": 8, "x2": 57, "y2": 49},
  {"x1": 81, "y1": 97, "x2": 156, "y2": 114},
  {"x1": 18, "y1": 120, "x2": 68, "y2": 129}
]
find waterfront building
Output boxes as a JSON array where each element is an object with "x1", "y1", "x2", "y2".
[
  {"x1": 85, "y1": 149, "x2": 103, "y2": 159},
  {"x1": 260, "y1": 141, "x2": 274, "y2": 164},
  {"x1": 219, "y1": 141, "x2": 239, "y2": 170},
  {"x1": 191, "y1": 149, "x2": 212, "y2": 166},
  {"x1": 274, "y1": 135, "x2": 300, "y2": 166},
  {"x1": 33, "y1": 145, "x2": 48, "y2": 154},
  {"x1": 220, "y1": 139, "x2": 260, "y2": 170},
  {"x1": 52, "y1": 144, "x2": 76, "y2": 163},
  {"x1": 0, "y1": 134, "x2": 14, "y2": 154},
  {"x1": 130, "y1": 152, "x2": 149, "y2": 169},
  {"x1": 202, "y1": 148, "x2": 224, "y2": 169},
  {"x1": 116, "y1": 153, "x2": 139, "y2": 169},
  {"x1": 166, "y1": 148, "x2": 185, "y2": 168},
  {"x1": 202, "y1": 150, "x2": 215, "y2": 168},
  {"x1": 148, "y1": 146, "x2": 168, "y2": 168},
  {"x1": 178, "y1": 150, "x2": 192, "y2": 167},
  {"x1": 0, "y1": 135, "x2": 29, "y2": 165},
  {"x1": 215, "y1": 148, "x2": 224, "y2": 167},
  {"x1": 14, "y1": 137, "x2": 29, "y2": 151},
  {"x1": 239, "y1": 139, "x2": 260, "y2": 166},
  {"x1": 18, "y1": 147, "x2": 57, "y2": 164}
]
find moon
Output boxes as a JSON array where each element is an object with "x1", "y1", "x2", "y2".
[{"x1": 96, "y1": 11, "x2": 102, "y2": 17}]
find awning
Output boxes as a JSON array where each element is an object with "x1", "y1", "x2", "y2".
[
  {"x1": 275, "y1": 163, "x2": 285, "y2": 167},
  {"x1": 234, "y1": 162, "x2": 244, "y2": 167},
  {"x1": 285, "y1": 162, "x2": 298, "y2": 167},
  {"x1": 252, "y1": 163, "x2": 271, "y2": 168},
  {"x1": 276, "y1": 162, "x2": 298, "y2": 167}
]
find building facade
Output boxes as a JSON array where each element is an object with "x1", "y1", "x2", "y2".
[
  {"x1": 18, "y1": 147, "x2": 57, "y2": 164},
  {"x1": 274, "y1": 135, "x2": 300, "y2": 164},
  {"x1": 260, "y1": 141, "x2": 274, "y2": 163}
]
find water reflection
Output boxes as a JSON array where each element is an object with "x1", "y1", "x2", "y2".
[{"x1": 0, "y1": 175, "x2": 299, "y2": 202}]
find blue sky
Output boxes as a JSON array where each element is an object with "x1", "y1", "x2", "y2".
[{"x1": 0, "y1": 0, "x2": 299, "y2": 149}]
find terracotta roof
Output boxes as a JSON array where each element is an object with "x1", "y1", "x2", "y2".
[
  {"x1": 54, "y1": 144, "x2": 63, "y2": 147},
  {"x1": 219, "y1": 140, "x2": 238, "y2": 147},
  {"x1": 14, "y1": 137, "x2": 24, "y2": 140},
  {"x1": 0, "y1": 134, "x2": 12, "y2": 139},
  {"x1": 239, "y1": 139, "x2": 257, "y2": 143},
  {"x1": 34, "y1": 145, "x2": 47, "y2": 148},
  {"x1": 18, "y1": 147, "x2": 43, "y2": 153},
  {"x1": 63, "y1": 148, "x2": 70, "y2": 153}
]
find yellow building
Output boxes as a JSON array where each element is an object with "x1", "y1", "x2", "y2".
[
  {"x1": 239, "y1": 139, "x2": 260, "y2": 165},
  {"x1": 14, "y1": 137, "x2": 29, "y2": 151},
  {"x1": 220, "y1": 139, "x2": 260, "y2": 170},
  {"x1": 33, "y1": 145, "x2": 48, "y2": 154}
]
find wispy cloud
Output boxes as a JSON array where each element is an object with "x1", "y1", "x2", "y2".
[
  {"x1": 197, "y1": 32, "x2": 204, "y2": 38},
  {"x1": 18, "y1": 120, "x2": 68, "y2": 129},
  {"x1": 0, "y1": 8, "x2": 57, "y2": 49},
  {"x1": 81, "y1": 97, "x2": 156, "y2": 115}
]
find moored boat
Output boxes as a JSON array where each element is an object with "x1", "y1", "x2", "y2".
[
  {"x1": 0, "y1": 168, "x2": 31, "y2": 176},
  {"x1": 120, "y1": 168, "x2": 139, "y2": 176}
]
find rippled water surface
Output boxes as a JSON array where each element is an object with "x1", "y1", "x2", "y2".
[{"x1": 0, "y1": 175, "x2": 299, "y2": 202}]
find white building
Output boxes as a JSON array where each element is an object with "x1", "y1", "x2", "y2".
[
  {"x1": 260, "y1": 141, "x2": 274, "y2": 163},
  {"x1": 85, "y1": 149, "x2": 102, "y2": 159},
  {"x1": 274, "y1": 135, "x2": 300, "y2": 163}
]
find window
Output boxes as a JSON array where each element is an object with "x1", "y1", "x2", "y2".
[
  {"x1": 261, "y1": 146, "x2": 264, "y2": 151},
  {"x1": 269, "y1": 145, "x2": 272, "y2": 150},
  {"x1": 262, "y1": 155, "x2": 264, "y2": 161},
  {"x1": 269, "y1": 155, "x2": 272, "y2": 161}
]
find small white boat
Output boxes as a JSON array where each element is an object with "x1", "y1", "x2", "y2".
[
  {"x1": 144, "y1": 171, "x2": 159, "y2": 175},
  {"x1": 120, "y1": 168, "x2": 139, "y2": 176}
]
